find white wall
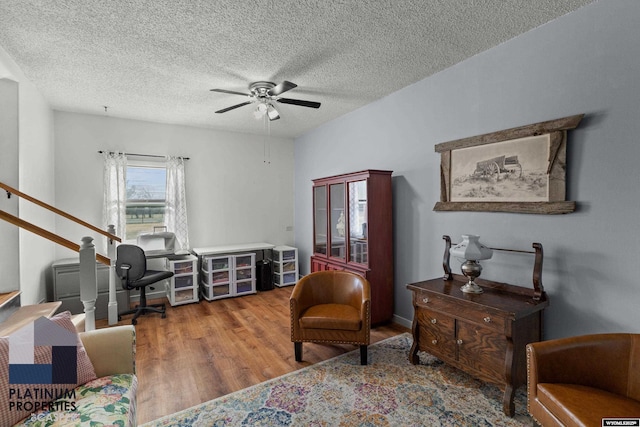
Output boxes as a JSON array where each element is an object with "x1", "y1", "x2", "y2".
[
  {"x1": 53, "y1": 111, "x2": 296, "y2": 258},
  {"x1": 0, "y1": 46, "x2": 56, "y2": 305},
  {"x1": 0, "y1": 79, "x2": 20, "y2": 296},
  {"x1": 294, "y1": 0, "x2": 640, "y2": 338}
]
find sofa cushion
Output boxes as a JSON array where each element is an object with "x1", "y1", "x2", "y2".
[
  {"x1": 537, "y1": 383, "x2": 640, "y2": 426},
  {"x1": 299, "y1": 304, "x2": 362, "y2": 331},
  {"x1": 0, "y1": 311, "x2": 97, "y2": 426},
  {"x1": 13, "y1": 373, "x2": 137, "y2": 427}
]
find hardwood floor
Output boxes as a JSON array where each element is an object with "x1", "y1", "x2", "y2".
[{"x1": 96, "y1": 286, "x2": 409, "y2": 424}]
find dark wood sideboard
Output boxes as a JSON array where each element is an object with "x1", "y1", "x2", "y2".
[{"x1": 407, "y1": 236, "x2": 549, "y2": 416}]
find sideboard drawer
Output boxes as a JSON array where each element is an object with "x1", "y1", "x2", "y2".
[
  {"x1": 415, "y1": 306, "x2": 454, "y2": 336},
  {"x1": 414, "y1": 289, "x2": 506, "y2": 333},
  {"x1": 456, "y1": 308, "x2": 507, "y2": 334},
  {"x1": 415, "y1": 307, "x2": 456, "y2": 360}
]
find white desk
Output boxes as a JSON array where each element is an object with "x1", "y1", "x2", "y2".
[{"x1": 192, "y1": 242, "x2": 275, "y2": 256}]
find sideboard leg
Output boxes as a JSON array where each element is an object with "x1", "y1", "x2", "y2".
[
  {"x1": 503, "y1": 384, "x2": 516, "y2": 417},
  {"x1": 409, "y1": 342, "x2": 420, "y2": 364},
  {"x1": 409, "y1": 321, "x2": 420, "y2": 365}
]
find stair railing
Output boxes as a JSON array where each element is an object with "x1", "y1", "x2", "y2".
[{"x1": 0, "y1": 182, "x2": 121, "y2": 330}]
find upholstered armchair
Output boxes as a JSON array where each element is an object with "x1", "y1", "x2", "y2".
[
  {"x1": 290, "y1": 270, "x2": 371, "y2": 365},
  {"x1": 526, "y1": 333, "x2": 640, "y2": 426}
]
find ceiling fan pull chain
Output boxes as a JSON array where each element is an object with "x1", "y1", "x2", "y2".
[{"x1": 263, "y1": 114, "x2": 271, "y2": 165}]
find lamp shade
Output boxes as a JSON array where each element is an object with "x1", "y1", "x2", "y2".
[{"x1": 450, "y1": 235, "x2": 493, "y2": 261}]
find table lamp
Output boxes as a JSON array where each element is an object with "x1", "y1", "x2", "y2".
[{"x1": 449, "y1": 235, "x2": 493, "y2": 294}]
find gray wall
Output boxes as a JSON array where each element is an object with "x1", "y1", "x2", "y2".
[{"x1": 294, "y1": 0, "x2": 640, "y2": 339}]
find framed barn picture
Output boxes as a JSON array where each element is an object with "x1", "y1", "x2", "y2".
[{"x1": 433, "y1": 114, "x2": 583, "y2": 214}]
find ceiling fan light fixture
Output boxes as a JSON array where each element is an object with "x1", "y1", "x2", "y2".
[
  {"x1": 211, "y1": 80, "x2": 319, "y2": 119},
  {"x1": 267, "y1": 104, "x2": 280, "y2": 121},
  {"x1": 253, "y1": 102, "x2": 268, "y2": 119}
]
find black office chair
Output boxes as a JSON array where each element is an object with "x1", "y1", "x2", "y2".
[{"x1": 116, "y1": 244, "x2": 174, "y2": 325}]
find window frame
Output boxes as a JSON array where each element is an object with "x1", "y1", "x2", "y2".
[{"x1": 124, "y1": 159, "x2": 167, "y2": 243}]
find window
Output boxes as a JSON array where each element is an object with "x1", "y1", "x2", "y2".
[{"x1": 125, "y1": 164, "x2": 166, "y2": 241}]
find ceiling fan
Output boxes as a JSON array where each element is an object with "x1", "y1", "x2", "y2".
[{"x1": 210, "y1": 81, "x2": 321, "y2": 121}]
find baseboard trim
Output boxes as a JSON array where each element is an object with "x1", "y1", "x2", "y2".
[{"x1": 392, "y1": 314, "x2": 412, "y2": 329}]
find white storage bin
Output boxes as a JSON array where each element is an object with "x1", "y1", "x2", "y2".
[
  {"x1": 165, "y1": 255, "x2": 199, "y2": 306},
  {"x1": 201, "y1": 282, "x2": 232, "y2": 300},
  {"x1": 199, "y1": 253, "x2": 256, "y2": 299},
  {"x1": 272, "y1": 246, "x2": 298, "y2": 287}
]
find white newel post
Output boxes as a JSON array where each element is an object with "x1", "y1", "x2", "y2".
[
  {"x1": 107, "y1": 224, "x2": 119, "y2": 325},
  {"x1": 79, "y1": 236, "x2": 97, "y2": 331}
]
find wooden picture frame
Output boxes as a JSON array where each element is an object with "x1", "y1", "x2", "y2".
[{"x1": 433, "y1": 114, "x2": 583, "y2": 214}]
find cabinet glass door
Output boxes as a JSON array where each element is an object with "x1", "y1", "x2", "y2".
[
  {"x1": 329, "y1": 183, "x2": 346, "y2": 260},
  {"x1": 348, "y1": 180, "x2": 368, "y2": 264},
  {"x1": 313, "y1": 186, "x2": 327, "y2": 255}
]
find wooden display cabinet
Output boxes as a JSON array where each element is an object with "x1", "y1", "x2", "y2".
[
  {"x1": 406, "y1": 235, "x2": 549, "y2": 417},
  {"x1": 311, "y1": 169, "x2": 393, "y2": 325}
]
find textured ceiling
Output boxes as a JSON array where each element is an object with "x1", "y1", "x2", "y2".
[{"x1": 0, "y1": 0, "x2": 594, "y2": 139}]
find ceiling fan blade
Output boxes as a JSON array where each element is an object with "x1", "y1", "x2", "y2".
[
  {"x1": 215, "y1": 101, "x2": 252, "y2": 114},
  {"x1": 210, "y1": 88, "x2": 249, "y2": 96},
  {"x1": 268, "y1": 81, "x2": 297, "y2": 97},
  {"x1": 277, "y1": 98, "x2": 321, "y2": 109}
]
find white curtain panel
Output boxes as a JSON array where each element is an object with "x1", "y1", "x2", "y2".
[
  {"x1": 165, "y1": 156, "x2": 190, "y2": 251},
  {"x1": 102, "y1": 151, "x2": 127, "y2": 247}
]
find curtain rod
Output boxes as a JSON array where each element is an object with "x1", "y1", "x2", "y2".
[{"x1": 98, "y1": 150, "x2": 190, "y2": 160}]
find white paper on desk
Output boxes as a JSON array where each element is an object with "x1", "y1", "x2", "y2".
[{"x1": 137, "y1": 232, "x2": 177, "y2": 256}]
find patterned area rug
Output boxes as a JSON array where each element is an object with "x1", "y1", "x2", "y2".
[{"x1": 142, "y1": 333, "x2": 532, "y2": 426}]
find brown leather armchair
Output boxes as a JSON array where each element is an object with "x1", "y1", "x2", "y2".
[
  {"x1": 527, "y1": 333, "x2": 640, "y2": 426},
  {"x1": 290, "y1": 270, "x2": 371, "y2": 365}
]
